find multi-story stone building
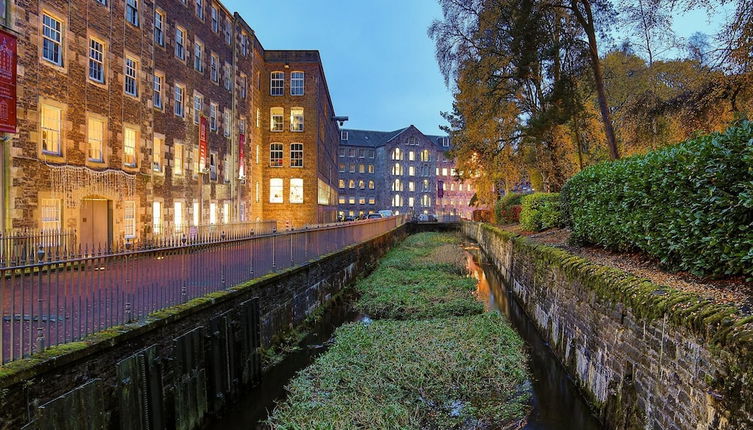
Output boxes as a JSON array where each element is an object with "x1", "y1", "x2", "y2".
[
  {"x1": 3, "y1": 0, "x2": 340, "y2": 248},
  {"x1": 337, "y1": 125, "x2": 474, "y2": 219}
]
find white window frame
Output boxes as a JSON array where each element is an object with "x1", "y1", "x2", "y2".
[
  {"x1": 269, "y1": 178, "x2": 283, "y2": 203},
  {"x1": 124, "y1": 56, "x2": 138, "y2": 97},
  {"x1": 174, "y1": 84, "x2": 185, "y2": 118},
  {"x1": 223, "y1": 108, "x2": 231, "y2": 137},
  {"x1": 124, "y1": 201, "x2": 136, "y2": 238},
  {"x1": 290, "y1": 178, "x2": 304, "y2": 204},
  {"x1": 40, "y1": 103, "x2": 62, "y2": 155},
  {"x1": 87, "y1": 116, "x2": 105, "y2": 162},
  {"x1": 154, "y1": 10, "x2": 164, "y2": 46},
  {"x1": 193, "y1": 40, "x2": 203, "y2": 72},
  {"x1": 290, "y1": 143, "x2": 303, "y2": 168},
  {"x1": 174, "y1": 142, "x2": 184, "y2": 176},
  {"x1": 209, "y1": 102, "x2": 218, "y2": 131},
  {"x1": 40, "y1": 199, "x2": 62, "y2": 231},
  {"x1": 290, "y1": 71, "x2": 304, "y2": 96},
  {"x1": 123, "y1": 126, "x2": 138, "y2": 167},
  {"x1": 270, "y1": 143, "x2": 283, "y2": 167},
  {"x1": 270, "y1": 71, "x2": 284, "y2": 96},
  {"x1": 193, "y1": 92, "x2": 203, "y2": 124},
  {"x1": 88, "y1": 38, "x2": 105, "y2": 83},
  {"x1": 270, "y1": 107, "x2": 283, "y2": 132},
  {"x1": 125, "y1": 0, "x2": 139, "y2": 27},
  {"x1": 175, "y1": 27, "x2": 185, "y2": 60},
  {"x1": 153, "y1": 73, "x2": 163, "y2": 109},
  {"x1": 152, "y1": 201, "x2": 162, "y2": 234},
  {"x1": 290, "y1": 107, "x2": 304, "y2": 132},
  {"x1": 42, "y1": 13, "x2": 63, "y2": 66}
]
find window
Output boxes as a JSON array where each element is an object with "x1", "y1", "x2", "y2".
[
  {"x1": 240, "y1": 34, "x2": 249, "y2": 56},
  {"x1": 123, "y1": 126, "x2": 137, "y2": 166},
  {"x1": 126, "y1": 0, "x2": 139, "y2": 26},
  {"x1": 210, "y1": 54, "x2": 219, "y2": 83},
  {"x1": 174, "y1": 85, "x2": 185, "y2": 117},
  {"x1": 409, "y1": 151, "x2": 415, "y2": 161},
  {"x1": 369, "y1": 149, "x2": 375, "y2": 158},
  {"x1": 41, "y1": 104, "x2": 62, "y2": 155},
  {"x1": 152, "y1": 136, "x2": 163, "y2": 172},
  {"x1": 359, "y1": 197, "x2": 366, "y2": 205},
  {"x1": 423, "y1": 179, "x2": 430, "y2": 192},
  {"x1": 409, "y1": 166, "x2": 415, "y2": 176},
  {"x1": 270, "y1": 72, "x2": 284, "y2": 96},
  {"x1": 368, "y1": 180, "x2": 375, "y2": 189},
  {"x1": 270, "y1": 107, "x2": 283, "y2": 132},
  {"x1": 256, "y1": 108, "x2": 261, "y2": 128},
  {"x1": 175, "y1": 27, "x2": 185, "y2": 60},
  {"x1": 442, "y1": 168, "x2": 449, "y2": 176},
  {"x1": 174, "y1": 142, "x2": 184, "y2": 176},
  {"x1": 152, "y1": 201, "x2": 161, "y2": 233},
  {"x1": 88, "y1": 39, "x2": 105, "y2": 83},
  {"x1": 290, "y1": 178, "x2": 304, "y2": 203},
  {"x1": 392, "y1": 194, "x2": 403, "y2": 207},
  {"x1": 209, "y1": 102, "x2": 217, "y2": 130},
  {"x1": 338, "y1": 163, "x2": 345, "y2": 172},
  {"x1": 290, "y1": 107, "x2": 304, "y2": 132},
  {"x1": 256, "y1": 144, "x2": 260, "y2": 165},
  {"x1": 87, "y1": 117, "x2": 104, "y2": 161},
  {"x1": 408, "y1": 181, "x2": 415, "y2": 192},
  {"x1": 392, "y1": 179, "x2": 402, "y2": 191},
  {"x1": 348, "y1": 179, "x2": 355, "y2": 189},
  {"x1": 359, "y1": 164, "x2": 365, "y2": 173},
  {"x1": 209, "y1": 152, "x2": 217, "y2": 181},
  {"x1": 42, "y1": 14, "x2": 63, "y2": 66},
  {"x1": 339, "y1": 196, "x2": 345, "y2": 205},
  {"x1": 223, "y1": 62, "x2": 231, "y2": 91},
  {"x1": 349, "y1": 148, "x2": 356, "y2": 157},
  {"x1": 270, "y1": 178, "x2": 283, "y2": 203},
  {"x1": 270, "y1": 143, "x2": 283, "y2": 167},
  {"x1": 223, "y1": 153, "x2": 230, "y2": 182},
  {"x1": 338, "y1": 179, "x2": 345, "y2": 189},
  {"x1": 349, "y1": 164, "x2": 355, "y2": 173},
  {"x1": 369, "y1": 198, "x2": 376, "y2": 205},
  {"x1": 195, "y1": 0, "x2": 203, "y2": 19},
  {"x1": 222, "y1": 201, "x2": 229, "y2": 224},
  {"x1": 359, "y1": 180, "x2": 365, "y2": 189},
  {"x1": 391, "y1": 163, "x2": 403, "y2": 176},
  {"x1": 408, "y1": 197, "x2": 415, "y2": 208},
  {"x1": 391, "y1": 148, "x2": 402, "y2": 160},
  {"x1": 368, "y1": 164, "x2": 375, "y2": 173},
  {"x1": 422, "y1": 195, "x2": 432, "y2": 207},
  {"x1": 193, "y1": 40, "x2": 203, "y2": 72},
  {"x1": 239, "y1": 119, "x2": 246, "y2": 134},
  {"x1": 174, "y1": 201, "x2": 183, "y2": 232},
  {"x1": 210, "y1": 6, "x2": 218, "y2": 32},
  {"x1": 124, "y1": 57, "x2": 138, "y2": 96},
  {"x1": 192, "y1": 201, "x2": 200, "y2": 226},
  {"x1": 255, "y1": 181, "x2": 260, "y2": 203},
  {"x1": 193, "y1": 93, "x2": 203, "y2": 124},
  {"x1": 291, "y1": 72, "x2": 304, "y2": 95},
  {"x1": 223, "y1": 109, "x2": 231, "y2": 137},
  {"x1": 209, "y1": 202, "x2": 217, "y2": 224},
  {"x1": 153, "y1": 73, "x2": 163, "y2": 109},
  {"x1": 154, "y1": 10, "x2": 164, "y2": 46},
  {"x1": 290, "y1": 143, "x2": 303, "y2": 167},
  {"x1": 223, "y1": 17, "x2": 231, "y2": 44},
  {"x1": 341, "y1": 130, "x2": 348, "y2": 141},
  {"x1": 41, "y1": 199, "x2": 62, "y2": 231},
  {"x1": 124, "y1": 201, "x2": 136, "y2": 238},
  {"x1": 239, "y1": 73, "x2": 248, "y2": 99},
  {"x1": 442, "y1": 137, "x2": 450, "y2": 147},
  {"x1": 420, "y1": 150, "x2": 430, "y2": 162}
]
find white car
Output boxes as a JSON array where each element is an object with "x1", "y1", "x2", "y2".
[{"x1": 378, "y1": 210, "x2": 394, "y2": 218}]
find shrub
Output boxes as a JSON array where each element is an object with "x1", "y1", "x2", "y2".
[
  {"x1": 519, "y1": 193, "x2": 562, "y2": 231},
  {"x1": 495, "y1": 193, "x2": 524, "y2": 224},
  {"x1": 561, "y1": 121, "x2": 753, "y2": 278}
]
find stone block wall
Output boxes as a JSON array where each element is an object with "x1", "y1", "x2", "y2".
[
  {"x1": 463, "y1": 222, "x2": 753, "y2": 430},
  {"x1": 0, "y1": 224, "x2": 407, "y2": 429}
]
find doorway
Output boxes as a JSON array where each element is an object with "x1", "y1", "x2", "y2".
[{"x1": 80, "y1": 197, "x2": 113, "y2": 251}]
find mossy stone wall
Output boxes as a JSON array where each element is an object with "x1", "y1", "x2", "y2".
[{"x1": 463, "y1": 222, "x2": 753, "y2": 430}]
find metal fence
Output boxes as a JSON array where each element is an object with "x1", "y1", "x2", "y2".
[
  {"x1": 0, "y1": 229, "x2": 78, "y2": 267},
  {"x1": 0, "y1": 216, "x2": 406, "y2": 365}
]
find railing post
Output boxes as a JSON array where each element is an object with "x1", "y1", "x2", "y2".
[
  {"x1": 221, "y1": 231, "x2": 227, "y2": 288},
  {"x1": 124, "y1": 238, "x2": 132, "y2": 324},
  {"x1": 35, "y1": 246, "x2": 45, "y2": 353},
  {"x1": 272, "y1": 234, "x2": 276, "y2": 270},
  {"x1": 181, "y1": 234, "x2": 188, "y2": 302}
]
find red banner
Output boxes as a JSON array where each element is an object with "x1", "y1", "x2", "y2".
[
  {"x1": 199, "y1": 115, "x2": 208, "y2": 172},
  {"x1": 0, "y1": 30, "x2": 16, "y2": 134},
  {"x1": 238, "y1": 133, "x2": 245, "y2": 179}
]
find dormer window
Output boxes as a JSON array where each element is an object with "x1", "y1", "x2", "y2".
[{"x1": 341, "y1": 130, "x2": 348, "y2": 140}]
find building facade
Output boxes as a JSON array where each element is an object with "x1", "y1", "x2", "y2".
[
  {"x1": 337, "y1": 125, "x2": 474, "y2": 219},
  {"x1": 5, "y1": 0, "x2": 340, "y2": 248}
]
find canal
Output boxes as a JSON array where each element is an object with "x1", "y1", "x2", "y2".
[{"x1": 207, "y1": 238, "x2": 603, "y2": 429}]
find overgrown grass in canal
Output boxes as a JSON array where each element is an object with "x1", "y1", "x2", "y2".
[
  {"x1": 355, "y1": 232, "x2": 484, "y2": 319},
  {"x1": 268, "y1": 313, "x2": 530, "y2": 429}
]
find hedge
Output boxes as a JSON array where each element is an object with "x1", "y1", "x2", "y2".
[
  {"x1": 495, "y1": 193, "x2": 523, "y2": 224},
  {"x1": 519, "y1": 193, "x2": 562, "y2": 231},
  {"x1": 561, "y1": 121, "x2": 753, "y2": 278}
]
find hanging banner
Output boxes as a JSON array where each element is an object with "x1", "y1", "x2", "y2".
[
  {"x1": 0, "y1": 29, "x2": 17, "y2": 133},
  {"x1": 437, "y1": 180, "x2": 444, "y2": 199},
  {"x1": 199, "y1": 115, "x2": 208, "y2": 172},
  {"x1": 238, "y1": 133, "x2": 245, "y2": 179}
]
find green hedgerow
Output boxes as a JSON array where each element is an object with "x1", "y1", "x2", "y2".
[
  {"x1": 561, "y1": 121, "x2": 753, "y2": 278},
  {"x1": 519, "y1": 193, "x2": 563, "y2": 232},
  {"x1": 495, "y1": 193, "x2": 524, "y2": 224}
]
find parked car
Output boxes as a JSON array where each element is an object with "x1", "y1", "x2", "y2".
[
  {"x1": 344, "y1": 215, "x2": 356, "y2": 222},
  {"x1": 367, "y1": 213, "x2": 382, "y2": 219},
  {"x1": 378, "y1": 210, "x2": 394, "y2": 218}
]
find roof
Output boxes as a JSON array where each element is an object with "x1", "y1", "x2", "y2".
[{"x1": 340, "y1": 126, "x2": 451, "y2": 151}]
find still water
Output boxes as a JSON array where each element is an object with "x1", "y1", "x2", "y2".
[{"x1": 208, "y1": 243, "x2": 603, "y2": 429}]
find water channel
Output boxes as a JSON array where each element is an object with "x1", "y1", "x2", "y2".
[{"x1": 208, "y1": 240, "x2": 603, "y2": 429}]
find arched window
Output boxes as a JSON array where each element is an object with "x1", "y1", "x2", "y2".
[{"x1": 368, "y1": 180, "x2": 375, "y2": 189}]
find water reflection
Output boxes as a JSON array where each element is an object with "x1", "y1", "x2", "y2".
[{"x1": 466, "y1": 245, "x2": 604, "y2": 430}]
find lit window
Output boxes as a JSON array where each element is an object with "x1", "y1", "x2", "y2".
[
  {"x1": 392, "y1": 148, "x2": 402, "y2": 160},
  {"x1": 409, "y1": 151, "x2": 415, "y2": 161},
  {"x1": 153, "y1": 74, "x2": 163, "y2": 109},
  {"x1": 442, "y1": 168, "x2": 448, "y2": 176},
  {"x1": 192, "y1": 201, "x2": 200, "y2": 226},
  {"x1": 291, "y1": 72, "x2": 304, "y2": 95},
  {"x1": 124, "y1": 57, "x2": 138, "y2": 96},
  {"x1": 270, "y1": 107, "x2": 283, "y2": 132},
  {"x1": 409, "y1": 166, "x2": 415, "y2": 176},
  {"x1": 175, "y1": 27, "x2": 185, "y2": 60},
  {"x1": 194, "y1": 40, "x2": 203, "y2": 72},
  {"x1": 349, "y1": 197, "x2": 355, "y2": 205},
  {"x1": 125, "y1": 0, "x2": 139, "y2": 26},
  {"x1": 40, "y1": 199, "x2": 61, "y2": 231},
  {"x1": 349, "y1": 179, "x2": 355, "y2": 189},
  {"x1": 391, "y1": 163, "x2": 403, "y2": 176},
  {"x1": 209, "y1": 202, "x2": 217, "y2": 224},
  {"x1": 290, "y1": 107, "x2": 304, "y2": 132},
  {"x1": 154, "y1": 10, "x2": 164, "y2": 46},
  {"x1": 359, "y1": 197, "x2": 366, "y2": 205},
  {"x1": 368, "y1": 180, "x2": 375, "y2": 189},
  {"x1": 209, "y1": 152, "x2": 217, "y2": 181},
  {"x1": 270, "y1": 143, "x2": 283, "y2": 167},
  {"x1": 152, "y1": 136, "x2": 163, "y2": 172},
  {"x1": 338, "y1": 179, "x2": 345, "y2": 189},
  {"x1": 124, "y1": 201, "x2": 136, "y2": 238},
  {"x1": 42, "y1": 14, "x2": 63, "y2": 66},
  {"x1": 290, "y1": 143, "x2": 303, "y2": 168},
  {"x1": 174, "y1": 201, "x2": 183, "y2": 232},
  {"x1": 123, "y1": 126, "x2": 137, "y2": 166},
  {"x1": 255, "y1": 181, "x2": 260, "y2": 203},
  {"x1": 223, "y1": 201, "x2": 229, "y2": 224},
  {"x1": 174, "y1": 85, "x2": 185, "y2": 117},
  {"x1": 290, "y1": 178, "x2": 304, "y2": 204},
  {"x1": 223, "y1": 153, "x2": 230, "y2": 182},
  {"x1": 408, "y1": 197, "x2": 414, "y2": 207},
  {"x1": 41, "y1": 104, "x2": 62, "y2": 155},
  {"x1": 368, "y1": 164, "x2": 375, "y2": 173},
  {"x1": 270, "y1": 71, "x2": 284, "y2": 96},
  {"x1": 88, "y1": 39, "x2": 105, "y2": 83},
  {"x1": 269, "y1": 178, "x2": 283, "y2": 203},
  {"x1": 420, "y1": 150, "x2": 430, "y2": 162},
  {"x1": 174, "y1": 142, "x2": 184, "y2": 176},
  {"x1": 408, "y1": 181, "x2": 415, "y2": 192},
  {"x1": 87, "y1": 117, "x2": 104, "y2": 162},
  {"x1": 338, "y1": 196, "x2": 345, "y2": 204},
  {"x1": 359, "y1": 180, "x2": 365, "y2": 189},
  {"x1": 152, "y1": 201, "x2": 162, "y2": 234}
]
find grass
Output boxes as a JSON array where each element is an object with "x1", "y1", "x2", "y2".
[
  {"x1": 355, "y1": 233, "x2": 484, "y2": 319},
  {"x1": 267, "y1": 313, "x2": 530, "y2": 430}
]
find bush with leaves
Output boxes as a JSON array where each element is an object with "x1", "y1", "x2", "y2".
[
  {"x1": 519, "y1": 193, "x2": 562, "y2": 231},
  {"x1": 561, "y1": 121, "x2": 753, "y2": 278},
  {"x1": 495, "y1": 193, "x2": 524, "y2": 224}
]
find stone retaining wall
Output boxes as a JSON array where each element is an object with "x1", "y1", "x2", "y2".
[
  {"x1": 463, "y1": 222, "x2": 753, "y2": 430},
  {"x1": 0, "y1": 224, "x2": 407, "y2": 430}
]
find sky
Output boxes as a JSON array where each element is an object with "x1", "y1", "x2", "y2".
[{"x1": 228, "y1": 0, "x2": 730, "y2": 136}]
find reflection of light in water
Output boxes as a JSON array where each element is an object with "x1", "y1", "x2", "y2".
[{"x1": 465, "y1": 250, "x2": 493, "y2": 311}]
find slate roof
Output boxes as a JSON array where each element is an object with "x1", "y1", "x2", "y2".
[{"x1": 340, "y1": 126, "x2": 451, "y2": 151}]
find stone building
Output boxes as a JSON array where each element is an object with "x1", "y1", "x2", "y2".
[
  {"x1": 3, "y1": 0, "x2": 340, "y2": 248},
  {"x1": 337, "y1": 125, "x2": 474, "y2": 219}
]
